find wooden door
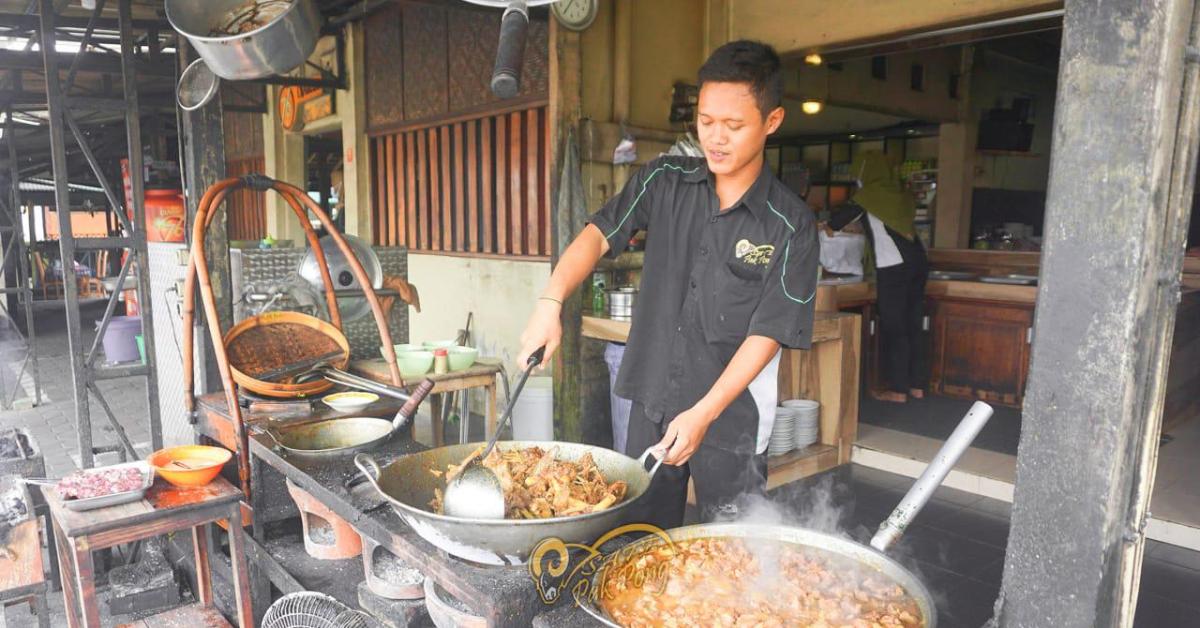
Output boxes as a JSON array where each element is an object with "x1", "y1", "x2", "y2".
[{"x1": 930, "y1": 298, "x2": 1034, "y2": 406}]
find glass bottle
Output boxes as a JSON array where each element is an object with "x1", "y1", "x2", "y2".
[{"x1": 433, "y1": 349, "x2": 449, "y2": 375}]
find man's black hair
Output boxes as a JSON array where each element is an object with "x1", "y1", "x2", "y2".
[{"x1": 697, "y1": 40, "x2": 783, "y2": 117}]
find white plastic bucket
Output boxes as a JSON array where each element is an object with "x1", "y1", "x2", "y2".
[{"x1": 512, "y1": 376, "x2": 554, "y2": 441}]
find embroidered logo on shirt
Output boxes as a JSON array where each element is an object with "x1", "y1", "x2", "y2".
[{"x1": 735, "y1": 239, "x2": 774, "y2": 266}]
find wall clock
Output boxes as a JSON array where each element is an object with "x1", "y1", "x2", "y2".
[{"x1": 551, "y1": 0, "x2": 598, "y2": 31}]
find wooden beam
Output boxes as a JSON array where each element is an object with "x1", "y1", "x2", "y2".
[
  {"x1": 549, "y1": 17, "x2": 588, "y2": 443},
  {"x1": 998, "y1": 0, "x2": 1200, "y2": 625},
  {"x1": 0, "y1": 49, "x2": 173, "y2": 76},
  {"x1": 727, "y1": 0, "x2": 1062, "y2": 54},
  {"x1": 0, "y1": 12, "x2": 169, "y2": 32}
]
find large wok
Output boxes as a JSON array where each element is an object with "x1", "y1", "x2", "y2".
[
  {"x1": 355, "y1": 441, "x2": 661, "y2": 566},
  {"x1": 571, "y1": 400, "x2": 997, "y2": 628},
  {"x1": 575, "y1": 523, "x2": 937, "y2": 627}
]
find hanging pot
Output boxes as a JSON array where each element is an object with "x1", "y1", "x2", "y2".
[{"x1": 166, "y1": 0, "x2": 322, "y2": 81}]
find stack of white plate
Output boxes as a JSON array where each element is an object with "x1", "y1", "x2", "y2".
[
  {"x1": 782, "y1": 399, "x2": 820, "y2": 449},
  {"x1": 768, "y1": 406, "x2": 797, "y2": 456}
]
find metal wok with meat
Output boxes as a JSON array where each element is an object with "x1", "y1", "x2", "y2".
[
  {"x1": 355, "y1": 441, "x2": 661, "y2": 565},
  {"x1": 596, "y1": 527, "x2": 926, "y2": 628},
  {"x1": 578, "y1": 401, "x2": 998, "y2": 627},
  {"x1": 429, "y1": 444, "x2": 629, "y2": 519}
]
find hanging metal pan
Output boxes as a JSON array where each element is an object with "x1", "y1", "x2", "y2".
[{"x1": 166, "y1": 0, "x2": 321, "y2": 80}]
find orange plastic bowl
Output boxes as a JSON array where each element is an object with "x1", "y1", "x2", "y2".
[{"x1": 148, "y1": 445, "x2": 232, "y2": 487}]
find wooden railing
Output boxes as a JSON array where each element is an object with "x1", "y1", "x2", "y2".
[
  {"x1": 225, "y1": 156, "x2": 267, "y2": 241},
  {"x1": 371, "y1": 104, "x2": 550, "y2": 257}
]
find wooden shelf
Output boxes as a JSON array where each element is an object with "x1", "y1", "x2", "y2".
[
  {"x1": 766, "y1": 444, "x2": 839, "y2": 490},
  {"x1": 976, "y1": 149, "x2": 1042, "y2": 157}
]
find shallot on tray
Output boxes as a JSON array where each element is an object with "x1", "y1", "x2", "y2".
[{"x1": 56, "y1": 467, "x2": 146, "y2": 500}]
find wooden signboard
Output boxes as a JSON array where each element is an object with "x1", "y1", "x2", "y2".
[
  {"x1": 277, "y1": 34, "x2": 338, "y2": 132},
  {"x1": 278, "y1": 86, "x2": 335, "y2": 132}
]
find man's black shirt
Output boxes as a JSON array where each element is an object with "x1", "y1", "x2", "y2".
[{"x1": 588, "y1": 156, "x2": 819, "y2": 453}]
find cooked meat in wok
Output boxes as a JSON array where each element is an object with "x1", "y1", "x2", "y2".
[
  {"x1": 429, "y1": 445, "x2": 628, "y2": 519},
  {"x1": 601, "y1": 537, "x2": 924, "y2": 628}
]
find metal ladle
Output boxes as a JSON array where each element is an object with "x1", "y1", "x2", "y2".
[{"x1": 442, "y1": 346, "x2": 544, "y2": 519}]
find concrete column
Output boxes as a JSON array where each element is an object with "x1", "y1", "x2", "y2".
[
  {"x1": 997, "y1": 0, "x2": 1200, "y2": 625},
  {"x1": 934, "y1": 121, "x2": 975, "y2": 249},
  {"x1": 340, "y1": 23, "x2": 371, "y2": 241}
]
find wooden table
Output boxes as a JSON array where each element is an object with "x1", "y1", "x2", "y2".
[
  {"x1": 350, "y1": 358, "x2": 503, "y2": 447},
  {"x1": 42, "y1": 477, "x2": 253, "y2": 628}
]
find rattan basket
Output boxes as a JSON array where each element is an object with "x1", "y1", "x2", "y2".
[{"x1": 223, "y1": 310, "x2": 350, "y2": 398}]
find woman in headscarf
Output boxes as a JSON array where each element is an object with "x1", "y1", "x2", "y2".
[{"x1": 827, "y1": 151, "x2": 927, "y2": 403}]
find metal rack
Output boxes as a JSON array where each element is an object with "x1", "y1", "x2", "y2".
[
  {"x1": 33, "y1": 0, "x2": 162, "y2": 466},
  {"x1": 0, "y1": 107, "x2": 39, "y2": 410}
]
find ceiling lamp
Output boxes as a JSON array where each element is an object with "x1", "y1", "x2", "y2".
[
  {"x1": 801, "y1": 100, "x2": 823, "y2": 115},
  {"x1": 804, "y1": 53, "x2": 823, "y2": 66}
]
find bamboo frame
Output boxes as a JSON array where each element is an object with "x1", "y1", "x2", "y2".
[{"x1": 181, "y1": 176, "x2": 403, "y2": 503}]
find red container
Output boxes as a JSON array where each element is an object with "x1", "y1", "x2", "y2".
[{"x1": 142, "y1": 189, "x2": 185, "y2": 243}]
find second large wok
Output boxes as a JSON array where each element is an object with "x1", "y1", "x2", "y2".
[{"x1": 355, "y1": 441, "x2": 661, "y2": 566}]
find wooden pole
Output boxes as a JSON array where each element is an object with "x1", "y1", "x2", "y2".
[
  {"x1": 997, "y1": 0, "x2": 1200, "y2": 625},
  {"x1": 549, "y1": 17, "x2": 588, "y2": 443},
  {"x1": 178, "y1": 42, "x2": 232, "y2": 396}
]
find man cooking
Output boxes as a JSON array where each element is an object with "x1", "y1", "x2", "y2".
[{"x1": 517, "y1": 40, "x2": 819, "y2": 530}]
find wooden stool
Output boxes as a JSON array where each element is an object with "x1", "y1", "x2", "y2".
[
  {"x1": 42, "y1": 476, "x2": 253, "y2": 628},
  {"x1": 0, "y1": 481, "x2": 49, "y2": 628}
]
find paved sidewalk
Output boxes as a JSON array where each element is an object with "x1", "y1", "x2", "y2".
[{"x1": 0, "y1": 300, "x2": 153, "y2": 477}]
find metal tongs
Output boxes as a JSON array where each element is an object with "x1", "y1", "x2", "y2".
[{"x1": 297, "y1": 363, "x2": 412, "y2": 400}]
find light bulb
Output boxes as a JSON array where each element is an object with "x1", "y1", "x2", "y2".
[
  {"x1": 804, "y1": 53, "x2": 823, "y2": 66},
  {"x1": 801, "y1": 100, "x2": 823, "y2": 115}
]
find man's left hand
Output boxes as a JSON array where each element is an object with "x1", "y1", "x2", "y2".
[{"x1": 655, "y1": 406, "x2": 716, "y2": 466}]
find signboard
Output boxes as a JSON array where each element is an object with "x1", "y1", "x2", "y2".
[{"x1": 277, "y1": 34, "x2": 339, "y2": 132}]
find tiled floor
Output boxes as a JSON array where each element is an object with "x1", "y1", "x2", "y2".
[
  {"x1": 859, "y1": 393, "x2": 1023, "y2": 455},
  {"x1": 0, "y1": 301, "x2": 154, "y2": 477},
  {"x1": 857, "y1": 415, "x2": 1200, "y2": 552},
  {"x1": 1153, "y1": 420, "x2": 1200, "y2": 530},
  {"x1": 770, "y1": 464, "x2": 1200, "y2": 628}
]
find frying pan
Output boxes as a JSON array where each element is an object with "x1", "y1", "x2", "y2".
[
  {"x1": 257, "y1": 379, "x2": 434, "y2": 459},
  {"x1": 573, "y1": 400, "x2": 996, "y2": 628}
]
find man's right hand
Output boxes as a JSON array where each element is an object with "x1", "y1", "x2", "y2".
[{"x1": 518, "y1": 298, "x2": 562, "y2": 371}]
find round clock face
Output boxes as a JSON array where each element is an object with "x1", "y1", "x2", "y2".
[{"x1": 552, "y1": 0, "x2": 597, "y2": 31}]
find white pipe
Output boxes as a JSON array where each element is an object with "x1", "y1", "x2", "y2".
[{"x1": 870, "y1": 401, "x2": 995, "y2": 552}]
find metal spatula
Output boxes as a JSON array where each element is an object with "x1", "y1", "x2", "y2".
[{"x1": 442, "y1": 346, "x2": 544, "y2": 519}]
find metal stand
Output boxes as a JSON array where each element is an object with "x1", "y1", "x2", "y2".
[
  {"x1": 36, "y1": 0, "x2": 162, "y2": 466},
  {"x1": 0, "y1": 107, "x2": 39, "y2": 409}
]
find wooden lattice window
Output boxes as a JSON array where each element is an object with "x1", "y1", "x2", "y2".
[{"x1": 370, "y1": 103, "x2": 550, "y2": 257}]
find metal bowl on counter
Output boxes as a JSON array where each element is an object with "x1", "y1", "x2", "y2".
[
  {"x1": 355, "y1": 442, "x2": 660, "y2": 566},
  {"x1": 605, "y1": 287, "x2": 638, "y2": 320}
]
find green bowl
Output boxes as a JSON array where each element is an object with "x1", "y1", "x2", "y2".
[
  {"x1": 380, "y1": 343, "x2": 424, "y2": 358},
  {"x1": 422, "y1": 339, "x2": 459, "y2": 350},
  {"x1": 447, "y1": 346, "x2": 478, "y2": 371},
  {"x1": 396, "y1": 350, "x2": 434, "y2": 377}
]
